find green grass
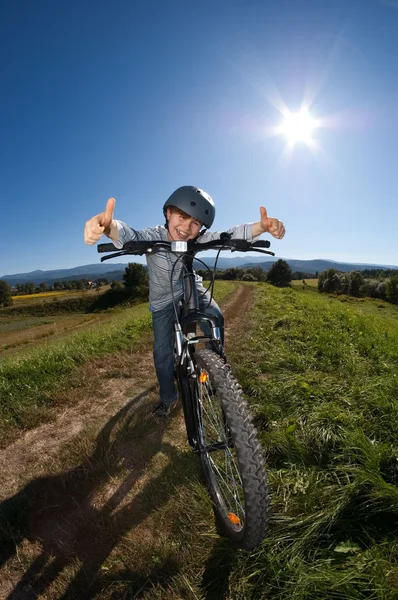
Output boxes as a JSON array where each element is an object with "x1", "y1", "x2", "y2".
[
  {"x1": 0, "y1": 316, "x2": 56, "y2": 333},
  {"x1": 291, "y1": 278, "x2": 318, "y2": 288},
  {"x1": 3, "y1": 281, "x2": 398, "y2": 598},
  {"x1": 336, "y1": 294, "x2": 398, "y2": 322},
  {"x1": 225, "y1": 285, "x2": 398, "y2": 599},
  {"x1": 64, "y1": 282, "x2": 396, "y2": 600},
  {"x1": 0, "y1": 303, "x2": 153, "y2": 444},
  {"x1": 0, "y1": 282, "x2": 233, "y2": 444}
]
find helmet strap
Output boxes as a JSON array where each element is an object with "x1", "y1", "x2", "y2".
[
  {"x1": 193, "y1": 228, "x2": 207, "y2": 241},
  {"x1": 163, "y1": 207, "x2": 170, "y2": 230}
]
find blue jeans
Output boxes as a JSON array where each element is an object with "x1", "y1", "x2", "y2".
[{"x1": 152, "y1": 287, "x2": 224, "y2": 406}]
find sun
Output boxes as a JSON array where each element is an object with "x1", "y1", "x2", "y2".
[{"x1": 278, "y1": 109, "x2": 316, "y2": 145}]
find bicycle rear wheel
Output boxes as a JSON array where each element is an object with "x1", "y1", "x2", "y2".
[{"x1": 193, "y1": 349, "x2": 270, "y2": 550}]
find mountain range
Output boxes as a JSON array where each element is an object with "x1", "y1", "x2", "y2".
[{"x1": 2, "y1": 257, "x2": 397, "y2": 286}]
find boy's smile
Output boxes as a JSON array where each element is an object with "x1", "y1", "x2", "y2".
[{"x1": 166, "y1": 207, "x2": 202, "y2": 241}]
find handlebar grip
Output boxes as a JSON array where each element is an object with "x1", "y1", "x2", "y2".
[
  {"x1": 97, "y1": 243, "x2": 118, "y2": 253},
  {"x1": 252, "y1": 240, "x2": 271, "y2": 248}
]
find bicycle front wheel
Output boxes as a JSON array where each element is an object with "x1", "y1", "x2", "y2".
[{"x1": 194, "y1": 349, "x2": 270, "y2": 550}]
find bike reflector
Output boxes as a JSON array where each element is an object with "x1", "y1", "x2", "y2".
[
  {"x1": 199, "y1": 371, "x2": 209, "y2": 383},
  {"x1": 227, "y1": 512, "x2": 241, "y2": 525}
]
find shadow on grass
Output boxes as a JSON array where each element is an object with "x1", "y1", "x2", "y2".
[
  {"x1": 0, "y1": 388, "x2": 190, "y2": 599},
  {"x1": 200, "y1": 538, "x2": 237, "y2": 600}
]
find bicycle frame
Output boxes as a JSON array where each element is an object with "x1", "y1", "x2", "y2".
[{"x1": 173, "y1": 251, "x2": 223, "y2": 451}]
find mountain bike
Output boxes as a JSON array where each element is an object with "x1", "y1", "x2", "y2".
[{"x1": 98, "y1": 234, "x2": 274, "y2": 550}]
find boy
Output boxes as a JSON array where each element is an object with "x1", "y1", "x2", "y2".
[{"x1": 84, "y1": 186, "x2": 285, "y2": 417}]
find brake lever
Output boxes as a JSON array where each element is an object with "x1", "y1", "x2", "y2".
[
  {"x1": 100, "y1": 249, "x2": 147, "y2": 262},
  {"x1": 251, "y1": 248, "x2": 275, "y2": 256}
]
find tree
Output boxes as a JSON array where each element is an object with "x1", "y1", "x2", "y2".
[
  {"x1": 245, "y1": 266, "x2": 266, "y2": 282},
  {"x1": 222, "y1": 268, "x2": 241, "y2": 280},
  {"x1": 75, "y1": 279, "x2": 86, "y2": 290},
  {"x1": 318, "y1": 268, "x2": 337, "y2": 292},
  {"x1": 25, "y1": 282, "x2": 36, "y2": 295},
  {"x1": 123, "y1": 263, "x2": 148, "y2": 288},
  {"x1": 375, "y1": 281, "x2": 387, "y2": 300},
  {"x1": 266, "y1": 259, "x2": 292, "y2": 287},
  {"x1": 338, "y1": 273, "x2": 349, "y2": 294},
  {"x1": 348, "y1": 271, "x2": 364, "y2": 298},
  {"x1": 361, "y1": 279, "x2": 379, "y2": 299},
  {"x1": 386, "y1": 276, "x2": 398, "y2": 304},
  {"x1": 241, "y1": 273, "x2": 257, "y2": 281},
  {"x1": 123, "y1": 263, "x2": 149, "y2": 300},
  {"x1": 317, "y1": 269, "x2": 349, "y2": 295},
  {"x1": 96, "y1": 278, "x2": 109, "y2": 286},
  {"x1": 0, "y1": 280, "x2": 13, "y2": 307}
]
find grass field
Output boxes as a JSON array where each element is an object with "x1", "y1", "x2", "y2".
[
  {"x1": 0, "y1": 282, "x2": 234, "y2": 445},
  {"x1": 291, "y1": 278, "x2": 318, "y2": 288},
  {"x1": 1, "y1": 281, "x2": 398, "y2": 598},
  {"x1": 1, "y1": 286, "x2": 120, "y2": 356},
  {"x1": 11, "y1": 287, "x2": 110, "y2": 302},
  {"x1": 226, "y1": 285, "x2": 398, "y2": 599},
  {"x1": 12, "y1": 290, "x2": 75, "y2": 300},
  {"x1": 0, "y1": 313, "x2": 114, "y2": 355}
]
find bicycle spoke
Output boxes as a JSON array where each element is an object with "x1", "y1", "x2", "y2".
[
  {"x1": 208, "y1": 454, "x2": 245, "y2": 517},
  {"x1": 200, "y1": 382, "x2": 222, "y2": 437},
  {"x1": 198, "y1": 374, "x2": 246, "y2": 524},
  {"x1": 225, "y1": 450, "x2": 244, "y2": 517}
]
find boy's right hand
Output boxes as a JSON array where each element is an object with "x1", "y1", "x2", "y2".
[{"x1": 84, "y1": 197, "x2": 117, "y2": 245}]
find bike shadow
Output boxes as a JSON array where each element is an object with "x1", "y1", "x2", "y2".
[
  {"x1": 0, "y1": 388, "x2": 192, "y2": 599},
  {"x1": 200, "y1": 538, "x2": 237, "y2": 600}
]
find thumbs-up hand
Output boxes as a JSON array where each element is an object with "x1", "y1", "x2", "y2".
[
  {"x1": 259, "y1": 206, "x2": 285, "y2": 239},
  {"x1": 84, "y1": 198, "x2": 117, "y2": 245}
]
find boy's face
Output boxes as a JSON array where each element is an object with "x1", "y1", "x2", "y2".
[{"x1": 166, "y1": 207, "x2": 202, "y2": 241}]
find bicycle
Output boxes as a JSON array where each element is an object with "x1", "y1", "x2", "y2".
[{"x1": 98, "y1": 234, "x2": 274, "y2": 550}]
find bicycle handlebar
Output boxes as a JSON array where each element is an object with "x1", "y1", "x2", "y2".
[{"x1": 97, "y1": 235, "x2": 275, "y2": 261}]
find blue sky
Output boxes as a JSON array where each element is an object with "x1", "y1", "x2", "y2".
[{"x1": 2, "y1": 0, "x2": 398, "y2": 276}]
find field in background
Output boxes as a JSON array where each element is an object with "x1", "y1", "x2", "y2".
[
  {"x1": 11, "y1": 285, "x2": 112, "y2": 303},
  {"x1": 1, "y1": 287, "x2": 114, "y2": 355},
  {"x1": 12, "y1": 290, "x2": 77, "y2": 300},
  {"x1": 0, "y1": 313, "x2": 116, "y2": 356},
  {"x1": 291, "y1": 278, "x2": 318, "y2": 288}
]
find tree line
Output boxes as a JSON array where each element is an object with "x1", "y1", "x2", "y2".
[
  {"x1": 197, "y1": 259, "x2": 294, "y2": 286},
  {"x1": 0, "y1": 278, "x2": 113, "y2": 307},
  {"x1": 0, "y1": 261, "x2": 294, "y2": 308},
  {"x1": 4, "y1": 260, "x2": 397, "y2": 310},
  {"x1": 0, "y1": 265, "x2": 150, "y2": 309},
  {"x1": 318, "y1": 268, "x2": 398, "y2": 304},
  {"x1": 13, "y1": 278, "x2": 111, "y2": 295}
]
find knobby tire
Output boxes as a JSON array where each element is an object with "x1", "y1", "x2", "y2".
[{"x1": 193, "y1": 349, "x2": 270, "y2": 550}]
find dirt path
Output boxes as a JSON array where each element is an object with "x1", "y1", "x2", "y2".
[{"x1": 0, "y1": 284, "x2": 255, "y2": 599}]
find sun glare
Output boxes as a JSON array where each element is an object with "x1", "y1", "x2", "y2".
[{"x1": 279, "y1": 110, "x2": 316, "y2": 145}]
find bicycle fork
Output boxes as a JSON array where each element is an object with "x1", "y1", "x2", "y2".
[
  {"x1": 174, "y1": 324, "x2": 200, "y2": 450},
  {"x1": 174, "y1": 323, "x2": 228, "y2": 453}
]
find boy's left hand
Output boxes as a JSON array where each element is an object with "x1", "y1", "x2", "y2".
[{"x1": 260, "y1": 206, "x2": 285, "y2": 239}]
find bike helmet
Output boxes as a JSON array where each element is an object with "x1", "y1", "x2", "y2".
[{"x1": 163, "y1": 186, "x2": 215, "y2": 229}]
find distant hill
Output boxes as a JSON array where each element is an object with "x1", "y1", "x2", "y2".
[
  {"x1": 0, "y1": 263, "x2": 128, "y2": 286},
  {"x1": 194, "y1": 256, "x2": 398, "y2": 274},
  {"x1": 2, "y1": 256, "x2": 398, "y2": 286}
]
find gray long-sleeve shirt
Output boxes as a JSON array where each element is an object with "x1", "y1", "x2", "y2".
[{"x1": 113, "y1": 220, "x2": 259, "y2": 312}]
